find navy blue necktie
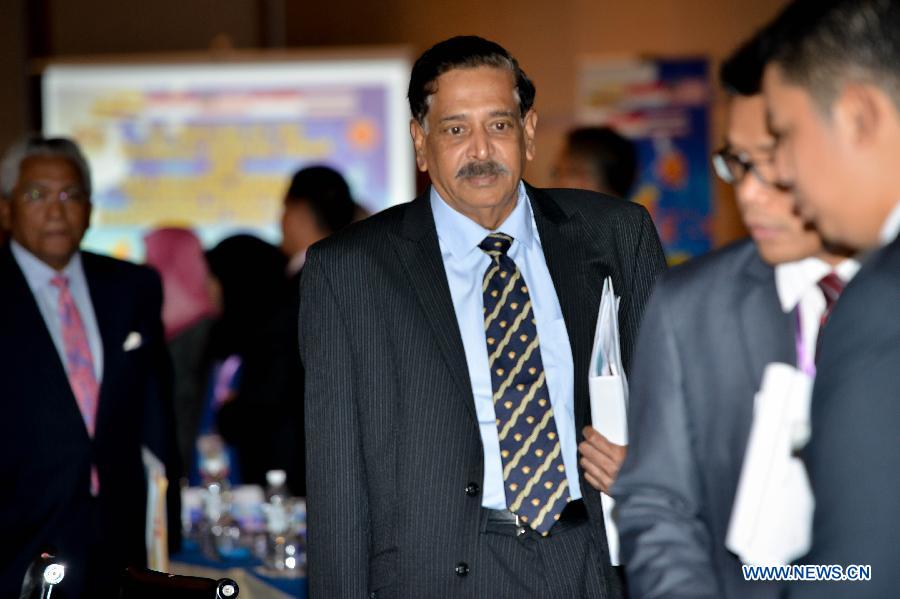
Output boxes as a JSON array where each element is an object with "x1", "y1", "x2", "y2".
[{"x1": 479, "y1": 232, "x2": 570, "y2": 535}]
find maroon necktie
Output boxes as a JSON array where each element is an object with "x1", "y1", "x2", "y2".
[{"x1": 815, "y1": 272, "x2": 845, "y2": 359}]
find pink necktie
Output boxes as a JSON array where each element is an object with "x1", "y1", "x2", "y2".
[{"x1": 51, "y1": 275, "x2": 100, "y2": 495}]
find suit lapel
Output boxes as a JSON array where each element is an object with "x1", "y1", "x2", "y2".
[
  {"x1": 528, "y1": 185, "x2": 611, "y2": 431},
  {"x1": 389, "y1": 188, "x2": 614, "y2": 425},
  {"x1": 391, "y1": 195, "x2": 476, "y2": 420},
  {"x1": 81, "y1": 254, "x2": 122, "y2": 438},
  {"x1": 738, "y1": 252, "x2": 795, "y2": 389},
  {"x1": 1, "y1": 248, "x2": 68, "y2": 376},
  {"x1": 1, "y1": 246, "x2": 91, "y2": 437}
]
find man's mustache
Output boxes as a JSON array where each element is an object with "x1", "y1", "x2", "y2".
[{"x1": 456, "y1": 161, "x2": 510, "y2": 179}]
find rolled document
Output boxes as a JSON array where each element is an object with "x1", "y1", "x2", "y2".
[{"x1": 588, "y1": 277, "x2": 628, "y2": 565}]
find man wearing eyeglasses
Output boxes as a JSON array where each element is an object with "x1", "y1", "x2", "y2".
[
  {"x1": 606, "y1": 31, "x2": 856, "y2": 599},
  {"x1": 0, "y1": 136, "x2": 178, "y2": 597}
]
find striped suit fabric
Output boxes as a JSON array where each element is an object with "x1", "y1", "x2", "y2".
[{"x1": 299, "y1": 184, "x2": 666, "y2": 598}]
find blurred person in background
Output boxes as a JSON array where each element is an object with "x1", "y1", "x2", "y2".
[
  {"x1": 218, "y1": 166, "x2": 357, "y2": 496},
  {"x1": 202, "y1": 233, "x2": 286, "y2": 486},
  {"x1": 762, "y1": 0, "x2": 900, "y2": 596},
  {"x1": 0, "y1": 135, "x2": 179, "y2": 597},
  {"x1": 608, "y1": 29, "x2": 855, "y2": 599},
  {"x1": 280, "y1": 165, "x2": 358, "y2": 278},
  {"x1": 144, "y1": 227, "x2": 221, "y2": 478},
  {"x1": 217, "y1": 165, "x2": 358, "y2": 496},
  {"x1": 551, "y1": 126, "x2": 638, "y2": 199}
]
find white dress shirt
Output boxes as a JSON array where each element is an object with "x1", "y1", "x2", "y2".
[
  {"x1": 879, "y1": 200, "x2": 900, "y2": 246},
  {"x1": 10, "y1": 241, "x2": 104, "y2": 382},
  {"x1": 775, "y1": 256, "x2": 860, "y2": 373},
  {"x1": 431, "y1": 182, "x2": 582, "y2": 509}
]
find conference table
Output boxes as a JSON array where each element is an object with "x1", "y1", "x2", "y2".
[
  {"x1": 171, "y1": 539, "x2": 308, "y2": 599},
  {"x1": 175, "y1": 485, "x2": 307, "y2": 599}
]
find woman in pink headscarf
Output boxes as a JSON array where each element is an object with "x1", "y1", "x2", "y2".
[
  {"x1": 145, "y1": 227, "x2": 221, "y2": 476},
  {"x1": 145, "y1": 228, "x2": 220, "y2": 341}
]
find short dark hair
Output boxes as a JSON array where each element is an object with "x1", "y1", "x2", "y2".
[
  {"x1": 565, "y1": 127, "x2": 637, "y2": 198},
  {"x1": 285, "y1": 165, "x2": 356, "y2": 234},
  {"x1": 719, "y1": 28, "x2": 772, "y2": 97},
  {"x1": 408, "y1": 35, "x2": 536, "y2": 125},
  {"x1": 766, "y1": 0, "x2": 900, "y2": 112}
]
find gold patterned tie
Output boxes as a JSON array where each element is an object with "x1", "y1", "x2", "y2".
[{"x1": 479, "y1": 232, "x2": 570, "y2": 535}]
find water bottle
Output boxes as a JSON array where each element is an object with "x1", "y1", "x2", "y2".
[
  {"x1": 265, "y1": 469, "x2": 289, "y2": 505},
  {"x1": 196, "y1": 435, "x2": 241, "y2": 559},
  {"x1": 263, "y1": 470, "x2": 290, "y2": 571}
]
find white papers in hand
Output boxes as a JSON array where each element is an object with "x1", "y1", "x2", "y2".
[
  {"x1": 726, "y1": 363, "x2": 815, "y2": 566},
  {"x1": 588, "y1": 277, "x2": 628, "y2": 565}
]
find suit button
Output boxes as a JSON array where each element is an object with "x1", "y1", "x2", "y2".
[
  {"x1": 455, "y1": 562, "x2": 470, "y2": 577},
  {"x1": 465, "y1": 482, "x2": 480, "y2": 497}
]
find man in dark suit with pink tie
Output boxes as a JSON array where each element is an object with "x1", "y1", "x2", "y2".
[{"x1": 0, "y1": 135, "x2": 177, "y2": 597}]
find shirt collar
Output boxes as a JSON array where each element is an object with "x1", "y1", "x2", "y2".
[
  {"x1": 286, "y1": 250, "x2": 306, "y2": 277},
  {"x1": 10, "y1": 239, "x2": 83, "y2": 290},
  {"x1": 879, "y1": 200, "x2": 900, "y2": 246},
  {"x1": 774, "y1": 255, "x2": 861, "y2": 312},
  {"x1": 430, "y1": 181, "x2": 533, "y2": 261}
]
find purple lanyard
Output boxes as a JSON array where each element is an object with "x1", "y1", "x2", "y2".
[{"x1": 795, "y1": 308, "x2": 816, "y2": 377}]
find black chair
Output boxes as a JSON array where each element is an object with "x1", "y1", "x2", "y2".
[{"x1": 120, "y1": 567, "x2": 239, "y2": 599}]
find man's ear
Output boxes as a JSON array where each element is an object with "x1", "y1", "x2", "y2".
[
  {"x1": 833, "y1": 82, "x2": 888, "y2": 148},
  {"x1": 410, "y1": 119, "x2": 429, "y2": 172},
  {"x1": 523, "y1": 109, "x2": 538, "y2": 162}
]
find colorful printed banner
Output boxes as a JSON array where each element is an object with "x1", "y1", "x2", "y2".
[
  {"x1": 43, "y1": 56, "x2": 414, "y2": 260},
  {"x1": 578, "y1": 57, "x2": 713, "y2": 262}
]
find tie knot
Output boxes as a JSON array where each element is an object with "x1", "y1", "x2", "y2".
[
  {"x1": 479, "y1": 233, "x2": 513, "y2": 257},
  {"x1": 50, "y1": 274, "x2": 69, "y2": 289},
  {"x1": 817, "y1": 272, "x2": 844, "y2": 309}
]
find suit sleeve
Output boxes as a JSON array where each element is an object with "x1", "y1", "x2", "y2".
[
  {"x1": 299, "y1": 249, "x2": 370, "y2": 597},
  {"x1": 619, "y1": 207, "x2": 668, "y2": 373},
  {"x1": 611, "y1": 280, "x2": 722, "y2": 598}
]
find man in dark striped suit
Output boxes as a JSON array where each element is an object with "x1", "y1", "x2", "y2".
[{"x1": 299, "y1": 35, "x2": 666, "y2": 598}]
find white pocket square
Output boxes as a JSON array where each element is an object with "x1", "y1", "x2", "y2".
[{"x1": 123, "y1": 331, "x2": 143, "y2": 351}]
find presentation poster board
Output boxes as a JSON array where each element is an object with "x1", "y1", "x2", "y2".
[
  {"x1": 577, "y1": 57, "x2": 712, "y2": 263},
  {"x1": 43, "y1": 52, "x2": 414, "y2": 260}
]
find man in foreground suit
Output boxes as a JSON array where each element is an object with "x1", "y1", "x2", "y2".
[
  {"x1": 299, "y1": 35, "x2": 666, "y2": 597},
  {"x1": 762, "y1": 1, "x2": 900, "y2": 596},
  {"x1": 0, "y1": 136, "x2": 176, "y2": 597},
  {"x1": 609, "y1": 32, "x2": 855, "y2": 598}
]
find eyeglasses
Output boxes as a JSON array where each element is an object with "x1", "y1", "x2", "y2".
[
  {"x1": 711, "y1": 147, "x2": 777, "y2": 186},
  {"x1": 18, "y1": 185, "x2": 89, "y2": 206}
]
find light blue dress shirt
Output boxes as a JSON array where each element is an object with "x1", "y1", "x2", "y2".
[
  {"x1": 431, "y1": 182, "x2": 582, "y2": 509},
  {"x1": 11, "y1": 240, "x2": 104, "y2": 382}
]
